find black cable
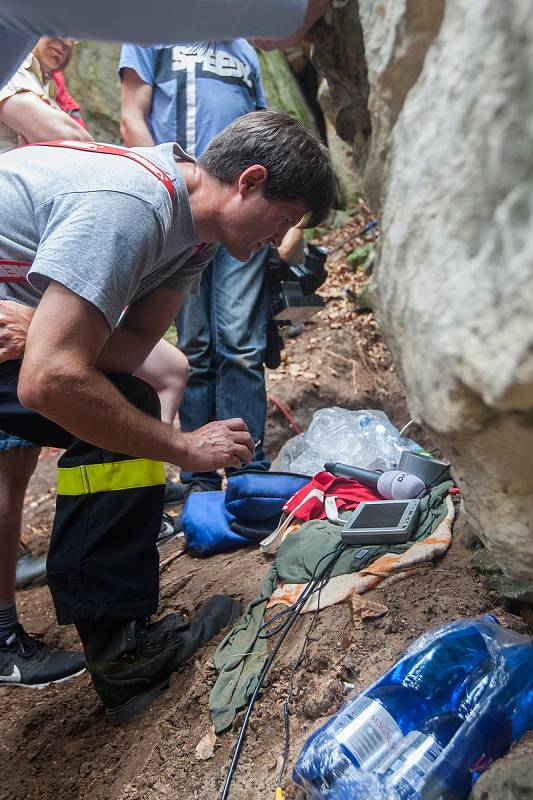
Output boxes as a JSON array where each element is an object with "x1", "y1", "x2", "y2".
[
  {"x1": 219, "y1": 543, "x2": 347, "y2": 800},
  {"x1": 329, "y1": 219, "x2": 379, "y2": 255},
  {"x1": 257, "y1": 542, "x2": 347, "y2": 640},
  {"x1": 276, "y1": 556, "x2": 328, "y2": 789}
]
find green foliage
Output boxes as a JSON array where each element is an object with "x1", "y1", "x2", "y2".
[
  {"x1": 354, "y1": 280, "x2": 374, "y2": 312},
  {"x1": 256, "y1": 50, "x2": 315, "y2": 129},
  {"x1": 346, "y1": 243, "x2": 375, "y2": 273},
  {"x1": 164, "y1": 324, "x2": 177, "y2": 346}
]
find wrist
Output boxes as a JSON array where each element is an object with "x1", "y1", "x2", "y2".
[{"x1": 167, "y1": 430, "x2": 194, "y2": 469}]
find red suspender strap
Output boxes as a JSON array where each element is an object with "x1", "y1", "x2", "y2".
[
  {"x1": 1, "y1": 143, "x2": 206, "y2": 285},
  {"x1": 0, "y1": 260, "x2": 31, "y2": 283},
  {"x1": 28, "y1": 140, "x2": 176, "y2": 200}
]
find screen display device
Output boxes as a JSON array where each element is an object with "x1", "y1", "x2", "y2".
[{"x1": 341, "y1": 499, "x2": 420, "y2": 546}]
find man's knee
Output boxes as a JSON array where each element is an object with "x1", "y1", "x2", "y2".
[{"x1": 169, "y1": 348, "x2": 190, "y2": 391}]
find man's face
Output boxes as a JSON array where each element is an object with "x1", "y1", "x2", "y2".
[
  {"x1": 33, "y1": 37, "x2": 76, "y2": 75},
  {"x1": 221, "y1": 166, "x2": 307, "y2": 262}
]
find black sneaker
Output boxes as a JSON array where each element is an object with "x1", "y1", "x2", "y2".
[
  {"x1": 77, "y1": 595, "x2": 240, "y2": 725},
  {"x1": 183, "y1": 480, "x2": 218, "y2": 503},
  {"x1": 157, "y1": 512, "x2": 182, "y2": 545},
  {"x1": 0, "y1": 624, "x2": 86, "y2": 688},
  {"x1": 164, "y1": 478, "x2": 187, "y2": 506},
  {"x1": 16, "y1": 542, "x2": 47, "y2": 590}
]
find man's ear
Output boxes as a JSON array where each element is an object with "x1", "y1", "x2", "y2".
[{"x1": 237, "y1": 165, "x2": 268, "y2": 198}]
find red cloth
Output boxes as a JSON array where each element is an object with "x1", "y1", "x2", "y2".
[
  {"x1": 283, "y1": 471, "x2": 380, "y2": 521},
  {"x1": 51, "y1": 70, "x2": 89, "y2": 130}
]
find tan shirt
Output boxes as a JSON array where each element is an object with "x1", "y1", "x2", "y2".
[{"x1": 0, "y1": 54, "x2": 58, "y2": 154}]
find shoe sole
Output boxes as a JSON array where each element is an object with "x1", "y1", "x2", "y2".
[
  {"x1": 104, "y1": 598, "x2": 241, "y2": 726},
  {"x1": 105, "y1": 676, "x2": 171, "y2": 726},
  {"x1": 16, "y1": 573, "x2": 48, "y2": 590},
  {"x1": 0, "y1": 667, "x2": 86, "y2": 689},
  {"x1": 156, "y1": 531, "x2": 184, "y2": 549}
]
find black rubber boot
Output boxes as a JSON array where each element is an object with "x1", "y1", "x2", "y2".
[{"x1": 76, "y1": 595, "x2": 240, "y2": 725}]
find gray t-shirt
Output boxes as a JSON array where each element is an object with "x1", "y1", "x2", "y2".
[{"x1": 0, "y1": 141, "x2": 216, "y2": 329}]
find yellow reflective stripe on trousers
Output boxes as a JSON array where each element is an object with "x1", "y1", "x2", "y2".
[{"x1": 57, "y1": 458, "x2": 166, "y2": 495}]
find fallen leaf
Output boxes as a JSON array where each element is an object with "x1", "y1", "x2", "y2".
[
  {"x1": 348, "y1": 594, "x2": 388, "y2": 629},
  {"x1": 195, "y1": 726, "x2": 217, "y2": 761}
]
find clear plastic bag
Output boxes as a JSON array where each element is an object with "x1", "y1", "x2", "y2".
[{"x1": 273, "y1": 408, "x2": 420, "y2": 476}]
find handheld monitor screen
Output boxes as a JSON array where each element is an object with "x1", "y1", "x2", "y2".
[{"x1": 347, "y1": 501, "x2": 410, "y2": 529}]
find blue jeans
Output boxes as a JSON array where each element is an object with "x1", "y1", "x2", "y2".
[
  {"x1": 0, "y1": 429, "x2": 36, "y2": 450},
  {"x1": 176, "y1": 244, "x2": 270, "y2": 487}
]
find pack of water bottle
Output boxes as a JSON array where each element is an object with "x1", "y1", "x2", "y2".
[{"x1": 293, "y1": 616, "x2": 533, "y2": 799}]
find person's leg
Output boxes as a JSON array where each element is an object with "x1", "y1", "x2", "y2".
[
  {"x1": 0, "y1": 362, "x2": 238, "y2": 713},
  {"x1": 176, "y1": 261, "x2": 221, "y2": 488},
  {"x1": 0, "y1": 362, "x2": 86, "y2": 687},
  {"x1": 0, "y1": 444, "x2": 40, "y2": 608},
  {"x1": 47, "y1": 372, "x2": 165, "y2": 623},
  {"x1": 213, "y1": 245, "x2": 270, "y2": 473},
  {"x1": 135, "y1": 339, "x2": 190, "y2": 425}
]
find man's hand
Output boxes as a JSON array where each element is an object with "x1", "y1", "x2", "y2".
[
  {"x1": 0, "y1": 90, "x2": 93, "y2": 144},
  {"x1": 251, "y1": 0, "x2": 329, "y2": 50},
  {"x1": 178, "y1": 418, "x2": 255, "y2": 472},
  {"x1": 0, "y1": 300, "x2": 33, "y2": 362}
]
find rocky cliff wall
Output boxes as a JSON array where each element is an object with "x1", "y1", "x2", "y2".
[{"x1": 315, "y1": 0, "x2": 533, "y2": 580}]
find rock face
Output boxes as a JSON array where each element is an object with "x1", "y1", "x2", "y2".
[
  {"x1": 331, "y1": 0, "x2": 533, "y2": 581},
  {"x1": 357, "y1": 0, "x2": 444, "y2": 211},
  {"x1": 315, "y1": 0, "x2": 533, "y2": 580},
  {"x1": 66, "y1": 42, "x2": 121, "y2": 142},
  {"x1": 312, "y1": 0, "x2": 370, "y2": 174},
  {"x1": 470, "y1": 753, "x2": 533, "y2": 800}
]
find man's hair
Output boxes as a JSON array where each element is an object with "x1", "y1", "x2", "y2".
[{"x1": 198, "y1": 110, "x2": 338, "y2": 228}]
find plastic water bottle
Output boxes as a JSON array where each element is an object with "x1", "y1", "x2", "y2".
[
  {"x1": 453, "y1": 644, "x2": 533, "y2": 735},
  {"x1": 294, "y1": 617, "x2": 533, "y2": 800},
  {"x1": 500, "y1": 645, "x2": 533, "y2": 740},
  {"x1": 378, "y1": 713, "x2": 468, "y2": 800},
  {"x1": 385, "y1": 616, "x2": 497, "y2": 712},
  {"x1": 294, "y1": 684, "x2": 432, "y2": 798}
]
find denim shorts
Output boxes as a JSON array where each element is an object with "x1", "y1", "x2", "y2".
[{"x1": 0, "y1": 429, "x2": 37, "y2": 451}]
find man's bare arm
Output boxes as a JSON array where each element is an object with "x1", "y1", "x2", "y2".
[
  {"x1": 120, "y1": 69, "x2": 155, "y2": 147},
  {"x1": 0, "y1": 90, "x2": 93, "y2": 143},
  {"x1": 96, "y1": 286, "x2": 185, "y2": 374},
  {"x1": 18, "y1": 281, "x2": 254, "y2": 470},
  {"x1": 0, "y1": 286, "x2": 181, "y2": 370},
  {"x1": 251, "y1": 0, "x2": 329, "y2": 50}
]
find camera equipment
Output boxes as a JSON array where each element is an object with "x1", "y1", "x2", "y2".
[
  {"x1": 341, "y1": 499, "x2": 421, "y2": 546},
  {"x1": 324, "y1": 461, "x2": 426, "y2": 500},
  {"x1": 264, "y1": 243, "x2": 329, "y2": 369},
  {"x1": 267, "y1": 243, "x2": 328, "y2": 322},
  {"x1": 398, "y1": 451, "x2": 451, "y2": 485}
]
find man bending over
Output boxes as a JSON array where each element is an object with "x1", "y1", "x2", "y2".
[{"x1": 0, "y1": 110, "x2": 336, "y2": 724}]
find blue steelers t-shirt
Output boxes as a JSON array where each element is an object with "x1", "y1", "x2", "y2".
[{"x1": 119, "y1": 40, "x2": 267, "y2": 157}]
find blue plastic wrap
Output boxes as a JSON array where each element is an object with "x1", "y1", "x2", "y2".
[{"x1": 293, "y1": 616, "x2": 533, "y2": 799}]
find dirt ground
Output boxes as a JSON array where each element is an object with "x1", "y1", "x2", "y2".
[{"x1": 2, "y1": 213, "x2": 532, "y2": 800}]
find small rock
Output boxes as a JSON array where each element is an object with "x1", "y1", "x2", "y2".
[
  {"x1": 195, "y1": 726, "x2": 217, "y2": 761},
  {"x1": 301, "y1": 677, "x2": 341, "y2": 720}
]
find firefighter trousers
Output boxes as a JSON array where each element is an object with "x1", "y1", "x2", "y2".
[{"x1": 0, "y1": 360, "x2": 165, "y2": 624}]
